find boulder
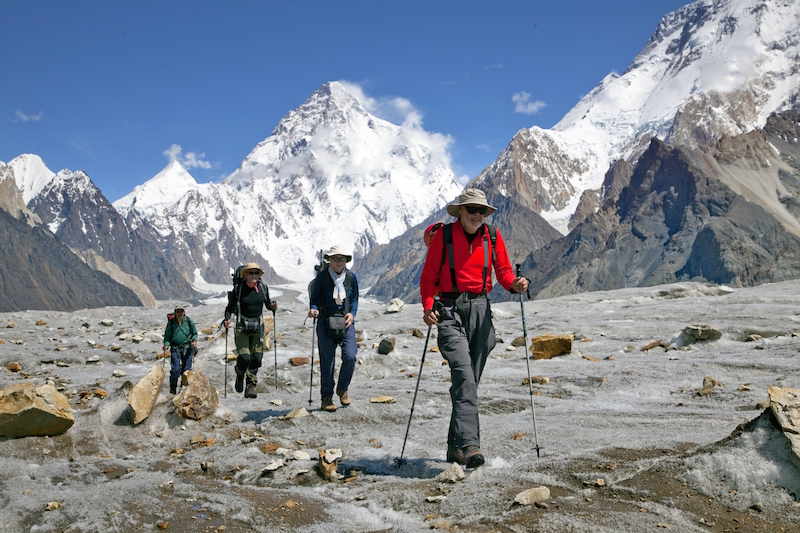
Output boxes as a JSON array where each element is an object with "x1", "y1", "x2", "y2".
[
  {"x1": 377, "y1": 338, "x2": 396, "y2": 354},
  {"x1": 529, "y1": 334, "x2": 573, "y2": 360},
  {"x1": 514, "y1": 486, "x2": 551, "y2": 505},
  {"x1": 385, "y1": 298, "x2": 405, "y2": 314},
  {"x1": 768, "y1": 386, "x2": 800, "y2": 460},
  {"x1": 127, "y1": 364, "x2": 165, "y2": 424},
  {"x1": 674, "y1": 324, "x2": 722, "y2": 346},
  {"x1": 0, "y1": 383, "x2": 74, "y2": 437},
  {"x1": 172, "y1": 370, "x2": 219, "y2": 420}
]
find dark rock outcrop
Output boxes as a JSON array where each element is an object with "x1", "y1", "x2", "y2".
[
  {"x1": 29, "y1": 170, "x2": 195, "y2": 300},
  {"x1": 0, "y1": 207, "x2": 142, "y2": 311},
  {"x1": 522, "y1": 121, "x2": 800, "y2": 299}
]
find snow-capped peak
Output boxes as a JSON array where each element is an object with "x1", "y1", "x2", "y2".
[
  {"x1": 119, "y1": 81, "x2": 462, "y2": 283},
  {"x1": 7, "y1": 154, "x2": 56, "y2": 205},
  {"x1": 113, "y1": 160, "x2": 200, "y2": 217},
  {"x1": 478, "y1": 0, "x2": 800, "y2": 234}
]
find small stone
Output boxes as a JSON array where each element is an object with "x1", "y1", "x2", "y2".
[
  {"x1": 112, "y1": 370, "x2": 126, "y2": 377},
  {"x1": 46, "y1": 501, "x2": 62, "y2": 511},
  {"x1": 436, "y1": 462, "x2": 465, "y2": 483},
  {"x1": 6, "y1": 362, "x2": 21, "y2": 372},
  {"x1": 100, "y1": 319, "x2": 114, "y2": 327},
  {"x1": 289, "y1": 357, "x2": 309, "y2": 366},
  {"x1": 36, "y1": 319, "x2": 48, "y2": 326},
  {"x1": 370, "y1": 396, "x2": 396, "y2": 404},
  {"x1": 281, "y1": 407, "x2": 308, "y2": 419}
]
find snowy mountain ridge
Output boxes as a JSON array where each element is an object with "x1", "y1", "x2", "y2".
[
  {"x1": 474, "y1": 0, "x2": 800, "y2": 233},
  {"x1": 114, "y1": 160, "x2": 205, "y2": 219}
]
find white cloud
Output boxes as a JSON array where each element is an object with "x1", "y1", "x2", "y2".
[
  {"x1": 15, "y1": 109, "x2": 44, "y2": 122},
  {"x1": 336, "y1": 80, "x2": 456, "y2": 171},
  {"x1": 163, "y1": 144, "x2": 212, "y2": 169},
  {"x1": 512, "y1": 91, "x2": 546, "y2": 115},
  {"x1": 484, "y1": 63, "x2": 504, "y2": 70}
]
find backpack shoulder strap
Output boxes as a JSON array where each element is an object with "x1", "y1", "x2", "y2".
[
  {"x1": 485, "y1": 223, "x2": 498, "y2": 262},
  {"x1": 438, "y1": 223, "x2": 458, "y2": 293}
]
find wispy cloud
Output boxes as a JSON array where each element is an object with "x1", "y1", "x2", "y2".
[
  {"x1": 484, "y1": 64, "x2": 503, "y2": 70},
  {"x1": 512, "y1": 91, "x2": 546, "y2": 115},
  {"x1": 15, "y1": 109, "x2": 44, "y2": 122},
  {"x1": 476, "y1": 143, "x2": 493, "y2": 152},
  {"x1": 163, "y1": 144, "x2": 212, "y2": 169}
]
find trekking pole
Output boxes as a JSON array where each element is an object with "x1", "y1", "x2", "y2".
[
  {"x1": 308, "y1": 316, "x2": 317, "y2": 406},
  {"x1": 223, "y1": 326, "x2": 229, "y2": 399},
  {"x1": 272, "y1": 307, "x2": 278, "y2": 391},
  {"x1": 396, "y1": 314, "x2": 435, "y2": 467},
  {"x1": 516, "y1": 264, "x2": 541, "y2": 458}
]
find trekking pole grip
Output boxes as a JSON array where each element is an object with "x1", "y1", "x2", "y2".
[{"x1": 515, "y1": 264, "x2": 531, "y2": 300}]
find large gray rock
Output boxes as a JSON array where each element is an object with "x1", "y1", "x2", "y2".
[
  {"x1": 172, "y1": 370, "x2": 219, "y2": 420},
  {"x1": 0, "y1": 383, "x2": 74, "y2": 437},
  {"x1": 127, "y1": 364, "x2": 165, "y2": 424},
  {"x1": 768, "y1": 386, "x2": 800, "y2": 461}
]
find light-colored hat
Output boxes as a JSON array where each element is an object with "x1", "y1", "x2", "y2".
[
  {"x1": 239, "y1": 262, "x2": 264, "y2": 278},
  {"x1": 446, "y1": 188, "x2": 496, "y2": 217},
  {"x1": 323, "y1": 245, "x2": 353, "y2": 263},
  {"x1": 174, "y1": 303, "x2": 187, "y2": 311}
]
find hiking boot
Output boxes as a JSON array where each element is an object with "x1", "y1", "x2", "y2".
[
  {"x1": 446, "y1": 447, "x2": 465, "y2": 465},
  {"x1": 337, "y1": 389, "x2": 350, "y2": 406},
  {"x1": 170, "y1": 386, "x2": 177, "y2": 395},
  {"x1": 321, "y1": 397, "x2": 337, "y2": 412},
  {"x1": 235, "y1": 370, "x2": 245, "y2": 393},
  {"x1": 463, "y1": 445, "x2": 485, "y2": 468},
  {"x1": 244, "y1": 379, "x2": 257, "y2": 399}
]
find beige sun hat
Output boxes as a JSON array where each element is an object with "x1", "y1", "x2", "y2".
[
  {"x1": 446, "y1": 188, "x2": 496, "y2": 217},
  {"x1": 323, "y1": 244, "x2": 353, "y2": 263},
  {"x1": 239, "y1": 262, "x2": 264, "y2": 278}
]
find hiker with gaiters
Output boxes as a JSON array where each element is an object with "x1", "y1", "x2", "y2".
[
  {"x1": 223, "y1": 263, "x2": 277, "y2": 399},
  {"x1": 307, "y1": 245, "x2": 359, "y2": 412},
  {"x1": 162, "y1": 304, "x2": 197, "y2": 395},
  {"x1": 420, "y1": 188, "x2": 528, "y2": 468}
]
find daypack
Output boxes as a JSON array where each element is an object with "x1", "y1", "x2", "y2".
[{"x1": 437, "y1": 222, "x2": 497, "y2": 293}]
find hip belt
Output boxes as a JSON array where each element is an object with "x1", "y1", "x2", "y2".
[{"x1": 440, "y1": 291, "x2": 486, "y2": 302}]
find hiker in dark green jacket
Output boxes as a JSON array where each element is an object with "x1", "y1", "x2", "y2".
[{"x1": 163, "y1": 304, "x2": 197, "y2": 394}]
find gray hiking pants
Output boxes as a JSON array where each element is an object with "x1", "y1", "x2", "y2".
[{"x1": 437, "y1": 295, "x2": 495, "y2": 450}]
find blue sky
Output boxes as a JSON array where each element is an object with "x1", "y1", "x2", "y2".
[{"x1": 2, "y1": 0, "x2": 689, "y2": 202}]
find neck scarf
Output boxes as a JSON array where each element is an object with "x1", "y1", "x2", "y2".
[{"x1": 328, "y1": 266, "x2": 347, "y2": 305}]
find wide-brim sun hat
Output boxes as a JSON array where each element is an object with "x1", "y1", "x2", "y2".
[
  {"x1": 323, "y1": 244, "x2": 353, "y2": 263},
  {"x1": 174, "y1": 303, "x2": 187, "y2": 311},
  {"x1": 239, "y1": 262, "x2": 264, "y2": 278},
  {"x1": 446, "y1": 188, "x2": 496, "y2": 218}
]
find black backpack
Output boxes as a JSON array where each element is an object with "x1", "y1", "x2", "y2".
[{"x1": 229, "y1": 265, "x2": 267, "y2": 325}]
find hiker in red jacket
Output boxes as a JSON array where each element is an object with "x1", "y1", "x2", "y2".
[{"x1": 420, "y1": 188, "x2": 528, "y2": 468}]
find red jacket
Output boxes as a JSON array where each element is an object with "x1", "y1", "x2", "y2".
[{"x1": 420, "y1": 222, "x2": 516, "y2": 311}]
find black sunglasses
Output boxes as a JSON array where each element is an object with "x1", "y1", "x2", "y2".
[{"x1": 464, "y1": 205, "x2": 489, "y2": 215}]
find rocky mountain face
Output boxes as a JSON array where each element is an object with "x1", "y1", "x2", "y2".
[
  {"x1": 0, "y1": 163, "x2": 40, "y2": 227},
  {"x1": 0, "y1": 180, "x2": 142, "y2": 312},
  {"x1": 117, "y1": 81, "x2": 462, "y2": 284},
  {"x1": 356, "y1": 190, "x2": 562, "y2": 304},
  {"x1": 471, "y1": 0, "x2": 800, "y2": 234},
  {"x1": 27, "y1": 168, "x2": 195, "y2": 302},
  {"x1": 521, "y1": 110, "x2": 800, "y2": 299}
]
